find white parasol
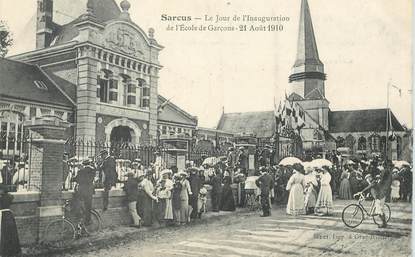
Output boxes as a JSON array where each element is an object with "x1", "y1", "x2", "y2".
[
  {"x1": 202, "y1": 157, "x2": 219, "y2": 166},
  {"x1": 310, "y1": 158, "x2": 333, "y2": 168},
  {"x1": 393, "y1": 160, "x2": 411, "y2": 169},
  {"x1": 278, "y1": 157, "x2": 302, "y2": 166}
]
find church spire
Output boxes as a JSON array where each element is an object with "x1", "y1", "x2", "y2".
[
  {"x1": 294, "y1": 0, "x2": 322, "y2": 69},
  {"x1": 289, "y1": 0, "x2": 326, "y2": 100}
]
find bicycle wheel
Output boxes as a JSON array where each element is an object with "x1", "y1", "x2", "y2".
[
  {"x1": 84, "y1": 210, "x2": 103, "y2": 234},
  {"x1": 43, "y1": 219, "x2": 76, "y2": 248},
  {"x1": 373, "y1": 204, "x2": 391, "y2": 225},
  {"x1": 342, "y1": 204, "x2": 364, "y2": 228}
]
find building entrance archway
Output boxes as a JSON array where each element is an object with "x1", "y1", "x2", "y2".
[
  {"x1": 110, "y1": 126, "x2": 133, "y2": 143},
  {"x1": 105, "y1": 118, "x2": 141, "y2": 145}
]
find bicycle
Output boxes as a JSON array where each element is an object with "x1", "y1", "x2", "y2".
[
  {"x1": 43, "y1": 200, "x2": 103, "y2": 248},
  {"x1": 342, "y1": 192, "x2": 391, "y2": 228}
]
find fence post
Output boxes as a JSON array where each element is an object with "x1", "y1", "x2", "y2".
[{"x1": 24, "y1": 117, "x2": 69, "y2": 243}]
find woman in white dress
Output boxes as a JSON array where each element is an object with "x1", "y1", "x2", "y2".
[
  {"x1": 315, "y1": 166, "x2": 333, "y2": 216},
  {"x1": 286, "y1": 163, "x2": 305, "y2": 215}
]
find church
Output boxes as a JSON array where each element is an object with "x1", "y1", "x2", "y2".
[{"x1": 217, "y1": 0, "x2": 409, "y2": 161}]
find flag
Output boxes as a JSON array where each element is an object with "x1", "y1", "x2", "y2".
[
  {"x1": 285, "y1": 100, "x2": 292, "y2": 116},
  {"x1": 157, "y1": 97, "x2": 172, "y2": 113}
]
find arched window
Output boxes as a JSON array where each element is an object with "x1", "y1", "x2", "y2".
[
  {"x1": 368, "y1": 134, "x2": 380, "y2": 152},
  {"x1": 336, "y1": 136, "x2": 345, "y2": 148},
  {"x1": 397, "y1": 136, "x2": 402, "y2": 159},
  {"x1": 357, "y1": 137, "x2": 367, "y2": 150},
  {"x1": 345, "y1": 135, "x2": 356, "y2": 152}
]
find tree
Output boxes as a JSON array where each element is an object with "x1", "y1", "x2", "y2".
[{"x1": 0, "y1": 20, "x2": 13, "y2": 57}]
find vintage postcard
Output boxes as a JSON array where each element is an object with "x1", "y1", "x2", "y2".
[{"x1": 0, "y1": 0, "x2": 412, "y2": 256}]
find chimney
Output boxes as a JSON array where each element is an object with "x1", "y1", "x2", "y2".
[{"x1": 36, "y1": 0, "x2": 54, "y2": 49}]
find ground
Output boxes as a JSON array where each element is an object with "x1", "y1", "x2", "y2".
[{"x1": 44, "y1": 200, "x2": 411, "y2": 257}]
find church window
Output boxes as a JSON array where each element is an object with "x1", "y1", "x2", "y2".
[
  {"x1": 345, "y1": 135, "x2": 356, "y2": 152},
  {"x1": 368, "y1": 134, "x2": 380, "y2": 152},
  {"x1": 336, "y1": 136, "x2": 345, "y2": 148},
  {"x1": 357, "y1": 137, "x2": 367, "y2": 150}
]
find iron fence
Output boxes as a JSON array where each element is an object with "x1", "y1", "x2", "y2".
[{"x1": 0, "y1": 135, "x2": 36, "y2": 192}]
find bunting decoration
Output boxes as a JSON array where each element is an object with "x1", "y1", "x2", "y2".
[{"x1": 274, "y1": 98, "x2": 306, "y2": 132}]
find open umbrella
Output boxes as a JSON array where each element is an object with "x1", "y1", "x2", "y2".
[
  {"x1": 279, "y1": 157, "x2": 302, "y2": 166},
  {"x1": 202, "y1": 157, "x2": 219, "y2": 166},
  {"x1": 310, "y1": 158, "x2": 333, "y2": 168},
  {"x1": 393, "y1": 160, "x2": 411, "y2": 169}
]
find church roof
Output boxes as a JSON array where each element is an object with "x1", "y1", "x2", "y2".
[
  {"x1": 216, "y1": 111, "x2": 276, "y2": 138},
  {"x1": 0, "y1": 58, "x2": 74, "y2": 108},
  {"x1": 293, "y1": 0, "x2": 323, "y2": 69},
  {"x1": 329, "y1": 109, "x2": 405, "y2": 133}
]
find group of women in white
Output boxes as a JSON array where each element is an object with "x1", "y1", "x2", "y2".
[{"x1": 285, "y1": 162, "x2": 333, "y2": 216}]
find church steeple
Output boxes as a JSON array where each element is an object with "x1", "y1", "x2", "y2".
[{"x1": 288, "y1": 0, "x2": 326, "y2": 100}]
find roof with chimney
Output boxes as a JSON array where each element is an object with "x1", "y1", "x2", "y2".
[
  {"x1": 329, "y1": 109, "x2": 405, "y2": 133},
  {"x1": 0, "y1": 58, "x2": 74, "y2": 108}
]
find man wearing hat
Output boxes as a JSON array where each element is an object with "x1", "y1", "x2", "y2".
[
  {"x1": 356, "y1": 161, "x2": 393, "y2": 228},
  {"x1": 255, "y1": 167, "x2": 274, "y2": 217},
  {"x1": 237, "y1": 147, "x2": 248, "y2": 175},
  {"x1": 124, "y1": 171, "x2": 141, "y2": 227},
  {"x1": 188, "y1": 168, "x2": 202, "y2": 219},
  {"x1": 73, "y1": 159, "x2": 96, "y2": 224},
  {"x1": 98, "y1": 149, "x2": 117, "y2": 211}
]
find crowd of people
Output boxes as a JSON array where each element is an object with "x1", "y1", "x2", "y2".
[
  {"x1": 0, "y1": 144, "x2": 412, "y2": 255},
  {"x1": 69, "y1": 149, "x2": 237, "y2": 229}
]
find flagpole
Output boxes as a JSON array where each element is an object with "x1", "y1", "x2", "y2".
[{"x1": 385, "y1": 81, "x2": 389, "y2": 159}]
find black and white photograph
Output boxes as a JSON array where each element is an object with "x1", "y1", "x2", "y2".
[{"x1": 0, "y1": 0, "x2": 412, "y2": 256}]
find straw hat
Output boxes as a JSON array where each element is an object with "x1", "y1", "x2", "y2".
[
  {"x1": 305, "y1": 166, "x2": 314, "y2": 174},
  {"x1": 161, "y1": 169, "x2": 173, "y2": 176},
  {"x1": 178, "y1": 171, "x2": 188, "y2": 177}
]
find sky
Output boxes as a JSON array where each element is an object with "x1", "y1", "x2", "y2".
[{"x1": 0, "y1": 0, "x2": 412, "y2": 128}]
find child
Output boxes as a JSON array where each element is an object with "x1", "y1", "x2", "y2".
[
  {"x1": 391, "y1": 169, "x2": 401, "y2": 202},
  {"x1": 197, "y1": 186, "x2": 208, "y2": 218},
  {"x1": 172, "y1": 174, "x2": 183, "y2": 225}
]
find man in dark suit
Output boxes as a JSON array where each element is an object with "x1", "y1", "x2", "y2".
[
  {"x1": 98, "y1": 150, "x2": 117, "y2": 211},
  {"x1": 210, "y1": 171, "x2": 222, "y2": 212},
  {"x1": 188, "y1": 168, "x2": 202, "y2": 218},
  {"x1": 256, "y1": 167, "x2": 274, "y2": 217},
  {"x1": 74, "y1": 159, "x2": 96, "y2": 224}
]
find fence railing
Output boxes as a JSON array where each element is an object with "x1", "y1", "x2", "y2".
[
  {"x1": 0, "y1": 135, "x2": 36, "y2": 192},
  {"x1": 0, "y1": 134, "x2": 302, "y2": 192}
]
